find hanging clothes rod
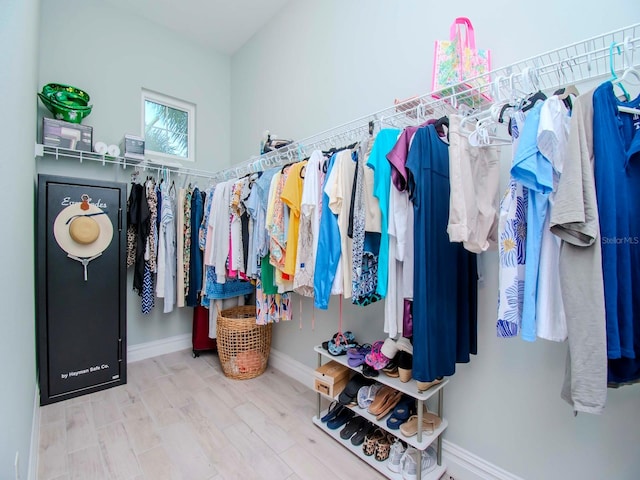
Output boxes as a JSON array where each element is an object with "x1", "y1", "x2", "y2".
[{"x1": 212, "y1": 22, "x2": 640, "y2": 183}]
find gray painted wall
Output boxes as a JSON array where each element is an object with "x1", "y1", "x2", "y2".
[
  {"x1": 0, "y1": 0, "x2": 40, "y2": 478},
  {"x1": 230, "y1": 1, "x2": 640, "y2": 478},
  {"x1": 36, "y1": 0, "x2": 232, "y2": 345}
]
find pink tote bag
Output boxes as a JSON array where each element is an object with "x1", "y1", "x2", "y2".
[{"x1": 431, "y1": 17, "x2": 492, "y2": 107}]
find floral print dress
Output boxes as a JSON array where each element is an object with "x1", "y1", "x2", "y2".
[{"x1": 497, "y1": 111, "x2": 528, "y2": 337}]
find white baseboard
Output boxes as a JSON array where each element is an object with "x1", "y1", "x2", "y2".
[
  {"x1": 442, "y1": 440, "x2": 525, "y2": 480},
  {"x1": 127, "y1": 333, "x2": 192, "y2": 363},
  {"x1": 28, "y1": 384, "x2": 40, "y2": 480},
  {"x1": 268, "y1": 347, "x2": 315, "y2": 389},
  {"x1": 268, "y1": 348, "x2": 523, "y2": 480}
]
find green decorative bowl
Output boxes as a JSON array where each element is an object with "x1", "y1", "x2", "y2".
[
  {"x1": 41, "y1": 83, "x2": 90, "y2": 104},
  {"x1": 38, "y1": 83, "x2": 93, "y2": 123},
  {"x1": 38, "y1": 92, "x2": 92, "y2": 123}
]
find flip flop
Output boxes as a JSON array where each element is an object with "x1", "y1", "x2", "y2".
[
  {"x1": 327, "y1": 406, "x2": 354, "y2": 430},
  {"x1": 338, "y1": 374, "x2": 373, "y2": 406},
  {"x1": 347, "y1": 344, "x2": 372, "y2": 367},
  {"x1": 339, "y1": 415, "x2": 367, "y2": 440},
  {"x1": 351, "y1": 422, "x2": 375, "y2": 446},
  {"x1": 374, "y1": 390, "x2": 403, "y2": 421},
  {"x1": 320, "y1": 401, "x2": 341, "y2": 423},
  {"x1": 399, "y1": 412, "x2": 442, "y2": 437},
  {"x1": 366, "y1": 386, "x2": 395, "y2": 416}
]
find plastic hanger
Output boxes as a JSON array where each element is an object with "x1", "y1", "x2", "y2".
[
  {"x1": 468, "y1": 117, "x2": 511, "y2": 147},
  {"x1": 433, "y1": 116, "x2": 450, "y2": 141},
  {"x1": 553, "y1": 85, "x2": 579, "y2": 109},
  {"x1": 554, "y1": 85, "x2": 579, "y2": 99},
  {"x1": 321, "y1": 142, "x2": 357, "y2": 157},
  {"x1": 498, "y1": 103, "x2": 515, "y2": 124},
  {"x1": 611, "y1": 38, "x2": 640, "y2": 115},
  {"x1": 496, "y1": 73, "x2": 525, "y2": 125},
  {"x1": 609, "y1": 42, "x2": 631, "y2": 101},
  {"x1": 520, "y1": 90, "x2": 547, "y2": 112},
  {"x1": 617, "y1": 37, "x2": 640, "y2": 92},
  {"x1": 498, "y1": 90, "x2": 547, "y2": 137}
]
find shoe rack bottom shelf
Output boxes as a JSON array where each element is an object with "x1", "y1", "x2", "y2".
[{"x1": 312, "y1": 416, "x2": 447, "y2": 480}]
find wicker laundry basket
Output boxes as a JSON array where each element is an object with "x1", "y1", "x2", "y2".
[{"x1": 216, "y1": 305, "x2": 272, "y2": 380}]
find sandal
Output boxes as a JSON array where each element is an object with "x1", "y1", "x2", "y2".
[
  {"x1": 361, "y1": 364, "x2": 379, "y2": 378},
  {"x1": 366, "y1": 386, "x2": 395, "y2": 416},
  {"x1": 397, "y1": 351, "x2": 413, "y2": 383},
  {"x1": 327, "y1": 331, "x2": 357, "y2": 356},
  {"x1": 386, "y1": 395, "x2": 415, "y2": 430},
  {"x1": 327, "y1": 407, "x2": 354, "y2": 430},
  {"x1": 374, "y1": 390, "x2": 402, "y2": 421},
  {"x1": 382, "y1": 354, "x2": 399, "y2": 378},
  {"x1": 365, "y1": 340, "x2": 390, "y2": 370},
  {"x1": 368, "y1": 387, "x2": 403, "y2": 420},
  {"x1": 339, "y1": 415, "x2": 367, "y2": 440},
  {"x1": 357, "y1": 383, "x2": 382, "y2": 409},
  {"x1": 399, "y1": 412, "x2": 442, "y2": 437},
  {"x1": 362, "y1": 428, "x2": 386, "y2": 456},
  {"x1": 351, "y1": 421, "x2": 375, "y2": 446},
  {"x1": 347, "y1": 343, "x2": 371, "y2": 367},
  {"x1": 374, "y1": 434, "x2": 394, "y2": 462},
  {"x1": 320, "y1": 401, "x2": 341, "y2": 423},
  {"x1": 338, "y1": 374, "x2": 373, "y2": 406},
  {"x1": 416, "y1": 377, "x2": 444, "y2": 392}
]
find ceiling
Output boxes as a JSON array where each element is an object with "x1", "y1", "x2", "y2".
[{"x1": 103, "y1": 0, "x2": 290, "y2": 55}]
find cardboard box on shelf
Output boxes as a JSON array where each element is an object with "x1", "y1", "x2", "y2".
[{"x1": 314, "y1": 360, "x2": 351, "y2": 398}]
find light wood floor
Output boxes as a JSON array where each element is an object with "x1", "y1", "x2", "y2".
[{"x1": 37, "y1": 348, "x2": 385, "y2": 480}]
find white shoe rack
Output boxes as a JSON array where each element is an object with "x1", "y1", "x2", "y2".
[{"x1": 312, "y1": 345, "x2": 448, "y2": 479}]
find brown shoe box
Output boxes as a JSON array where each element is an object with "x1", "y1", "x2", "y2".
[{"x1": 313, "y1": 361, "x2": 351, "y2": 398}]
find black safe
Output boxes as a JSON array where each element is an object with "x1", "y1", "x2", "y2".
[{"x1": 37, "y1": 175, "x2": 127, "y2": 405}]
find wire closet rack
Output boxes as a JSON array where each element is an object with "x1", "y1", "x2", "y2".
[
  {"x1": 216, "y1": 22, "x2": 640, "y2": 181},
  {"x1": 36, "y1": 23, "x2": 640, "y2": 183}
]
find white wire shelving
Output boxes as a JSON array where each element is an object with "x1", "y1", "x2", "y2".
[
  {"x1": 220, "y1": 22, "x2": 640, "y2": 180},
  {"x1": 36, "y1": 23, "x2": 640, "y2": 183},
  {"x1": 35, "y1": 143, "x2": 220, "y2": 182}
]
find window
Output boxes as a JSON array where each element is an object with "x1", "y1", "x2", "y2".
[{"x1": 141, "y1": 89, "x2": 195, "y2": 163}]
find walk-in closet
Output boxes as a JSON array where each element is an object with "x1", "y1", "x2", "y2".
[{"x1": 2, "y1": 1, "x2": 640, "y2": 479}]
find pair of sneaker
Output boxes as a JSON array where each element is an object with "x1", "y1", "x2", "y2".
[{"x1": 388, "y1": 443, "x2": 437, "y2": 479}]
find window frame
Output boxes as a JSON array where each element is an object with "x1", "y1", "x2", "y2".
[{"x1": 141, "y1": 88, "x2": 196, "y2": 164}]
